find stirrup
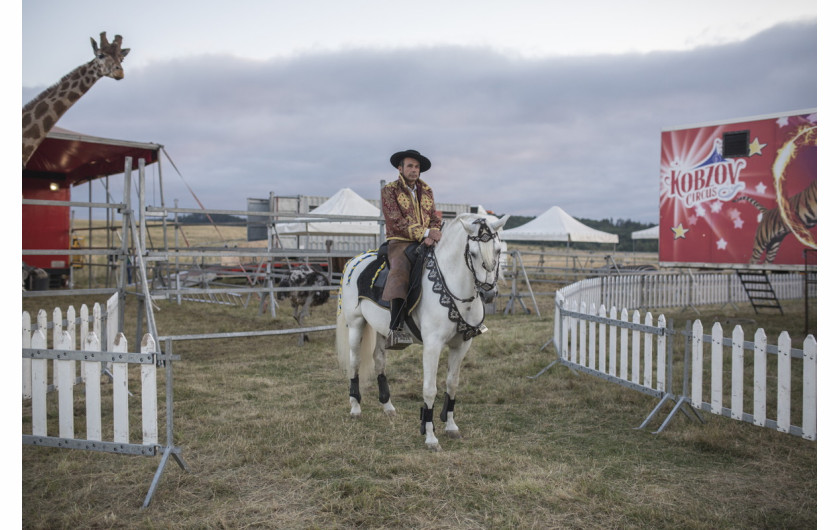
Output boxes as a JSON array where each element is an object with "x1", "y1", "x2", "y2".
[{"x1": 386, "y1": 329, "x2": 413, "y2": 350}]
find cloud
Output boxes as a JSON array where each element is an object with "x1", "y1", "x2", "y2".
[{"x1": 22, "y1": 21, "x2": 815, "y2": 223}]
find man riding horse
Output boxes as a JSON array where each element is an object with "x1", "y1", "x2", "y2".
[{"x1": 381, "y1": 149, "x2": 443, "y2": 349}]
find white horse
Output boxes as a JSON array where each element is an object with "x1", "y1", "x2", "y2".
[{"x1": 336, "y1": 213, "x2": 509, "y2": 450}]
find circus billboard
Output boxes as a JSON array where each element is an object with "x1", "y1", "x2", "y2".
[{"x1": 659, "y1": 109, "x2": 816, "y2": 270}]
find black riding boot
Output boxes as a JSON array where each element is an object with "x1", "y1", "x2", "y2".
[{"x1": 386, "y1": 298, "x2": 413, "y2": 350}]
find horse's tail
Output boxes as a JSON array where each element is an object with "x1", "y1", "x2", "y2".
[{"x1": 336, "y1": 298, "x2": 376, "y2": 383}]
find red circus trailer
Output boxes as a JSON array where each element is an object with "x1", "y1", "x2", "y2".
[
  {"x1": 23, "y1": 127, "x2": 162, "y2": 287},
  {"x1": 659, "y1": 109, "x2": 816, "y2": 271}
]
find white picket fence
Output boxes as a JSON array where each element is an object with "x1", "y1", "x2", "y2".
[
  {"x1": 559, "y1": 271, "x2": 810, "y2": 312},
  {"x1": 549, "y1": 292, "x2": 817, "y2": 440},
  {"x1": 22, "y1": 294, "x2": 159, "y2": 452},
  {"x1": 21, "y1": 294, "x2": 187, "y2": 507},
  {"x1": 689, "y1": 320, "x2": 817, "y2": 440},
  {"x1": 549, "y1": 293, "x2": 672, "y2": 401}
]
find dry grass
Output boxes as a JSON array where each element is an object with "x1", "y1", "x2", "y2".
[{"x1": 20, "y1": 283, "x2": 817, "y2": 528}]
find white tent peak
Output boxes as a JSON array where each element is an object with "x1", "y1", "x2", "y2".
[
  {"x1": 631, "y1": 225, "x2": 659, "y2": 240},
  {"x1": 314, "y1": 188, "x2": 379, "y2": 216},
  {"x1": 275, "y1": 187, "x2": 381, "y2": 235},
  {"x1": 500, "y1": 205, "x2": 618, "y2": 244}
]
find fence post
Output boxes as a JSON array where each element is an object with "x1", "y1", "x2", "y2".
[
  {"x1": 691, "y1": 320, "x2": 704, "y2": 409},
  {"x1": 802, "y1": 335, "x2": 817, "y2": 440},
  {"x1": 22, "y1": 312, "x2": 32, "y2": 400},
  {"x1": 777, "y1": 331, "x2": 791, "y2": 434},
  {"x1": 731, "y1": 325, "x2": 744, "y2": 421},
  {"x1": 644, "y1": 312, "x2": 653, "y2": 389},
  {"x1": 632, "y1": 310, "x2": 641, "y2": 384},
  {"x1": 620, "y1": 308, "x2": 629, "y2": 380},
  {"x1": 753, "y1": 329, "x2": 767, "y2": 427},
  {"x1": 83, "y1": 332, "x2": 102, "y2": 441},
  {"x1": 609, "y1": 307, "x2": 618, "y2": 377},
  {"x1": 711, "y1": 322, "x2": 723, "y2": 415}
]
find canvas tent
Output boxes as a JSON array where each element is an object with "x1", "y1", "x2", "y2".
[
  {"x1": 274, "y1": 187, "x2": 382, "y2": 236},
  {"x1": 500, "y1": 206, "x2": 618, "y2": 244},
  {"x1": 631, "y1": 225, "x2": 659, "y2": 240}
]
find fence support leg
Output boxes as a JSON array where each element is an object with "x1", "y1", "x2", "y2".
[
  {"x1": 527, "y1": 359, "x2": 558, "y2": 379},
  {"x1": 644, "y1": 396, "x2": 705, "y2": 435},
  {"x1": 143, "y1": 341, "x2": 189, "y2": 508},
  {"x1": 143, "y1": 445, "x2": 186, "y2": 508},
  {"x1": 635, "y1": 393, "x2": 675, "y2": 430}
]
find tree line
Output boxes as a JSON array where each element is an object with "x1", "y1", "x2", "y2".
[{"x1": 171, "y1": 212, "x2": 657, "y2": 252}]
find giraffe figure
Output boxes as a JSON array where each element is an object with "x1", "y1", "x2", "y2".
[{"x1": 22, "y1": 32, "x2": 130, "y2": 167}]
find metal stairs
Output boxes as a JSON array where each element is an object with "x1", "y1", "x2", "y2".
[{"x1": 736, "y1": 270, "x2": 783, "y2": 314}]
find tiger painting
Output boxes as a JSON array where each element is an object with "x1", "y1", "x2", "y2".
[{"x1": 733, "y1": 179, "x2": 816, "y2": 264}]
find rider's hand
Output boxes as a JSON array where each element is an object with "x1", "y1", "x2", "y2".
[{"x1": 423, "y1": 229, "x2": 441, "y2": 246}]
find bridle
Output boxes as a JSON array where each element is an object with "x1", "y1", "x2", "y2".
[
  {"x1": 424, "y1": 219, "x2": 503, "y2": 341},
  {"x1": 463, "y1": 219, "x2": 502, "y2": 294}
]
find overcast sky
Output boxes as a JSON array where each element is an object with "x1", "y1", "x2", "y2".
[{"x1": 19, "y1": 1, "x2": 819, "y2": 223}]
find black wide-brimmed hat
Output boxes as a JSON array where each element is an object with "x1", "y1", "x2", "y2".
[{"x1": 390, "y1": 149, "x2": 431, "y2": 172}]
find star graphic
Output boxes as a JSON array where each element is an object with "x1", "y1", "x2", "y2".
[
  {"x1": 672, "y1": 223, "x2": 689, "y2": 239},
  {"x1": 777, "y1": 117, "x2": 790, "y2": 127},
  {"x1": 749, "y1": 137, "x2": 767, "y2": 156},
  {"x1": 710, "y1": 201, "x2": 723, "y2": 213},
  {"x1": 716, "y1": 238, "x2": 728, "y2": 250},
  {"x1": 695, "y1": 205, "x2": 706, "y2": 217},
  {"x1": 734, "y1": 218, "x2": 744, "y2": 229},
  {"x1": 688, "y1": 215, "x2": 698, "y2": 226},
  {"x1": 728, "y1": 208, "x2": 742, "y2": 220},
  {"x1": 756, "y1": 182, "x2": 767, "y2": 195}
]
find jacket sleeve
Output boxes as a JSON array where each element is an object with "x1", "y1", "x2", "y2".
[{"x1": 426, "y1": 189, "x2": 442, "y2": 232}]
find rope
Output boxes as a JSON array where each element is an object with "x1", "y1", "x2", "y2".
[{"x1": 161, "y1": 147, "x2": 253, "y2": 284}]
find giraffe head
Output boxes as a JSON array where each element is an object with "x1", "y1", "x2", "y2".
[{"x1": 89, "y1": 32, "x2": 130, "y2": 80}]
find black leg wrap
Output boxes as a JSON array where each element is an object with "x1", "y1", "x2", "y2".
[
  {"x1": 377, "y1": 374, "x2": 391, "y2": 404},
  {"x1": 349, "y1": 376, "x2": 361, "y2": 403},
  {"x1": 420, "y1": 403, "x2": 435, "y2": 435},
  {"x1": 440, "y1": 392, "x2": 456, "y2": 422}
]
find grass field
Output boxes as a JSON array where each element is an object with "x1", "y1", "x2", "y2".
[{"x1": 21, "y1": 279, "x2": 817, "y2": 528}]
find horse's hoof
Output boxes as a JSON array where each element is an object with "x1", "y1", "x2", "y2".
[
  {"x1": 383, "y1": 408, "x2": 397, "y2": 418},
  {"x1": 445, "y1": 430, "x2": 462, "y2": 439},
  {"x1": 350, "y1": 412, "x2": 361, "y2": 419},
  {"x1": 426, "y1": 443, "x2": 442, "y2": 452}
]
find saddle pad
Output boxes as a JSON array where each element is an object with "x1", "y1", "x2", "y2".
[{"x1": 356, "y1": 252, "x2": 424, "y2": 315}]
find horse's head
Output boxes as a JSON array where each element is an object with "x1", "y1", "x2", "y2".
[{"x1": 458, "y1": 214, "x2": 510, "y2": 302}]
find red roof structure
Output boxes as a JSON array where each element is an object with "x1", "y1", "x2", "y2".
[
  {"x1": 23, "y1": 127, "x2": 164, "y2": 284},
  {"x1": 23, "y1": 126, "x2": 162, "y2": 185}
]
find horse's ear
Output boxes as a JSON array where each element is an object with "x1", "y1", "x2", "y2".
[
  {"x1": 490, "y1": 214, "x2": 510, "y2": 231},
  {"x1": 458, "y1": 216, "x2": 478, "y2": 235}
]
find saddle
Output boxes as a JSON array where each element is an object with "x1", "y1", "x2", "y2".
[{"x1": 357, "y1": 242, "x2": 427, "y2": 336}]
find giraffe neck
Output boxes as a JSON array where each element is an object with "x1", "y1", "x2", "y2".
[{"x1": 22, "y1": 60, "x2": 104, "y2": 167}]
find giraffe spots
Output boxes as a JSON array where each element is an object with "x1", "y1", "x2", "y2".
[
  {"x1": 42, "y1": 116, "x2": 55, "y2": 132},
  {"x1": 23, "y1": 124, "x2": 42, "y2": 140},
  {"x1": 33, "y1": 101, "x2": 49, "y2": 119},
  {"x1": 53, "y1": 101, "x2": 67, "y2": 115},
  {"x1": 22, "y1": 112, "x2": 31, "y2": 128}
]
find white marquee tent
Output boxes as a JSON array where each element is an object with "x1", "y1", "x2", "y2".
[
  {"x1": 275, "y1": 187, "x2": 381, "y2": 236},
  {"x1": 500, "y1": 205, "x2": 618, "y2": 244},
  {"x1": 631, "y1": 225, "x2": 659, "y2": 240}
]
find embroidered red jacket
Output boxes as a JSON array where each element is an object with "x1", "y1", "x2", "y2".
[{"x1": 381, "y1": 175, "x2": 442, "y2": 242}]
